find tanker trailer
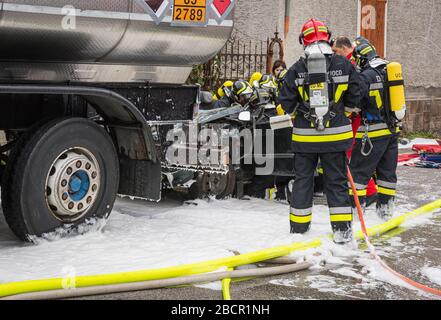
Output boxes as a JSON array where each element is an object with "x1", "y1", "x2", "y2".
[{"x1": 0, "y1": 0, "x2": 235, "y2": 241}]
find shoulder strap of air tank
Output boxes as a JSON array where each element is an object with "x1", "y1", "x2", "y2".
[
  {"x1": 327, "y1": 56, "x2": 339, "y2": 112},
  {"x1": 372, "y1": 65, "x2": 396, "y2": 130},
  {"x1": 298, "y1": 57, "x2": 310, "y2": 105}
]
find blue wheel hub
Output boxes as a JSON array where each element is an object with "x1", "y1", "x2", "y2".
[{"x1": 68, "y1": 170, "x2": 90, "y2": 201}]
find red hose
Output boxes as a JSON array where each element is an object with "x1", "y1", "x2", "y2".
[{"x1": 347, "y1": 168, "x2": 441, "y2": 297}]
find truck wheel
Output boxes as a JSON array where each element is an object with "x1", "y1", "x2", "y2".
[
  {"x1": 1, "y1": 118, "x2": 119, "y2": 241},
  {"x1": 203, "y1": 169, "x2": 236, "y2": 200}
]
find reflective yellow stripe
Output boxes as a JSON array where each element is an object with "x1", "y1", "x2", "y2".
[
  {"x1": 298, "y1": 87, "x2": 309, "y2": 101},
  {"x1": 236, "y1": 83, "x2": 246, "y2": 95},
  {"x1": 335, "y1": 84, "x2": 348, "y2": 103},
  {"x1": 330, "y1": 214, "x2": 353, "y2": 223},
  {"x1": 360, "y1": 46, "x2": 373, "y2": 55},
  {"x1": 355, "y1": 127, "x2": 401, "y2": 139},
  {"x1": 303, "y1": 27, "x2": 315, "y2": 36},
  {"x1": 290, "y1": 214, "x2": 312, "y2": 224},
  {"x1": 369, "y1": 90, "x2": 383, "y2": 109},
  {"x1": 293, "y1": 131, "x2": 353, "y2": 143},
  {"x1": 349, "y1": 189, "x2": 367, "y2": 196},
  {"x1": 318, "y1": 26, "x2": 328, "y2": 33},
  {"x1": 378, "y1": 187, "x2": 396, "y2": 196}
]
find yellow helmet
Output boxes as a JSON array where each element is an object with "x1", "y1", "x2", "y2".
[
  {"x1": 217, "y1": 80, "x2": 234, "y2": 98},
  {"x1": 249, "y1": 72, "x2": 263, "y2": 87}
]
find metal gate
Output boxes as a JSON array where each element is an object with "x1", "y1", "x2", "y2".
[{"x1": 190, "y1": 32, "x2": 284, "y2": 92}]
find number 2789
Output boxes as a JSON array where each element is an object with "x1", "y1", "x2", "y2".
[{"x1": 174, "y1": 7, "x2": 204, "y2": 21}]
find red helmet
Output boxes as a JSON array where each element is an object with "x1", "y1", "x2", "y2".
[{"x1": 299, "y1": 18, "x2": 331, "y2": 47}]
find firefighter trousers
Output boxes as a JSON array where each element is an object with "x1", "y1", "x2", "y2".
[
  {"x1": 290, "y1": 152, "x2": 353, "y2": 234},
  {"x1": 349, "y1": 134, "x2": 398, "y2": 218}
]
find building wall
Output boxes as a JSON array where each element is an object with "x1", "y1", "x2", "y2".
[
  {"x1": 283, "y1": 0, "x2": 359, "y2": 65},
  {"x1": 234, "y1": 0, "x2": 359, "y2": 65},
  {"x1": 233, "y1": 0, "x2": 285, "y2": 42},
  {"x1": 386, "y1": 0, "x2": 441, "y2": 133},
  {"x1": 386, "y1": 0, "x2": 441, "y2": 88}
]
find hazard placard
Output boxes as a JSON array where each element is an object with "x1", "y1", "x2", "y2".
[
  {"x1": 212, "y1": 0, "x2": 232, "y2": 16},
  {"x1": 173, "y1": 0, "x2": 207, "y2": 23}
]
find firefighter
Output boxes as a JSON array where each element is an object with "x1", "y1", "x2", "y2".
[
  {"x1": 213, "y1": 80, "x2": 234, "y2": 109},
  {"x1": 332, "y1": 36, "x2": 379, "y2": 207},
  {"x1": 278, "y1": 18, "x2": 361, "y2": 244},
  {"x1": 272, "y1": 60, "x2": 287, "y2": 78},
  {"x1": 259, "y1": 74, "x2": 278, "y2": 103},
  {"x1": 349, "y1": 42, "x2": 402, "y2": 220},
  {"x1": 231, "y1": 80, "x2": 254, "y2": 107},
  {"x1": 331, "y1": 36, "x2": 355, "y2": 62}
]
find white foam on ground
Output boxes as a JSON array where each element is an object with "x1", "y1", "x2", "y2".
[
  {"x1": 0, "y1": 197, "x2": 404, "y2": 284},
  {"x1": 422, "y1": 267, "x2": 441, "y2": 286}
]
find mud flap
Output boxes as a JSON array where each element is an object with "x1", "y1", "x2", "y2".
[{"x1": 118, "y1": 157, "x2": 162, "y2": 201}]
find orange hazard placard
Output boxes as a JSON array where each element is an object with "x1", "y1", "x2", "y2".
[{"x1": 173, "y1": 0, "x2": 207, "y2": 23}]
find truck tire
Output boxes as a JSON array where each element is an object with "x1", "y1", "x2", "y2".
[
  {"x1": 202, "y1": 169, "x2": 236, "y2": 200},
  {"x1": 1, "y1": 117, "x2": 119, "y2": 241}
]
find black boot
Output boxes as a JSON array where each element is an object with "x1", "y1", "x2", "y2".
[{"x1": 366, "y1": 193, "x2": 378, "y2": 207}]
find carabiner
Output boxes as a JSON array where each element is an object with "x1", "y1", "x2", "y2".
[{"x1": 361, "y1": 122, "x2": 373, "y2": 157}]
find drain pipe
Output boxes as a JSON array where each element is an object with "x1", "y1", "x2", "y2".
[
  {"x1": 2, "y1": 262, "x2": 312, "y2": 300},
  {"x1": 284, "y1": 0, "x2": 291, "y2": 40}
]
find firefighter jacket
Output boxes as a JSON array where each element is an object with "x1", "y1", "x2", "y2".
[
  {"x1": 278, "y1": 54, "x2": 361, "y2": 153},
  {"x1": 355, "y1": 65, "x2": 401, "y2": 141},
  {"x1": 213, "y1": 95, "x2": 233, "y2": 109}
]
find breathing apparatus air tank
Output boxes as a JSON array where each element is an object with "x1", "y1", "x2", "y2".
[
  {"x1": 387, "y1": 62, "x2": 406, "y2": 121},
  {"x1": 307, "y1": 52, "x2": 330, "y2": 131}
]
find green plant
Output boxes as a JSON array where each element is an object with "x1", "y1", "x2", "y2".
[
  {"x1": 187, "y1": 55, "x2": 222, "y2": 91},
  {"x1": 402, "y1": 131, "x2": 440, "y2": 140}
]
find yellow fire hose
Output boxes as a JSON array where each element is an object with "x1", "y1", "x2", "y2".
[
  {"x1": 0, "y1": 240, "x2": 321, "y2": 299},
  {"x1": 3, "y1": 262, "x2": 313, "y2": 300},
  {"x1": 0, "y1": 199, "x2": 440, "y2": 300},
  {"x1": 222, "y1": 268, "x2": 234, "y2": 300}
]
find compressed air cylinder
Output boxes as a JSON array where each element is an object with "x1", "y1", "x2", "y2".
[
  {"x1": 387, "y1": 62, "x2": 406, "y2": 120},
  {"x1": 307, "y1": 52, "x2": 330, "y2": 121}
]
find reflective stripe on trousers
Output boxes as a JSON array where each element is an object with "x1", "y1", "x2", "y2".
[
  {"x1": 290, "y1": 207, "x2": 353, "y2": 224},
  {"x1": 290, "y1": 208, "x2": 312, "y2": 224},
  {"x1": 348, "y1": 182, "x2": 368, "y2": 197},
  {"x1": 329, "y1": 207, "x2": 353, "y2": 223},
  {"x1": 377, "y1": 180, "x2": 397, "y2": 196}
]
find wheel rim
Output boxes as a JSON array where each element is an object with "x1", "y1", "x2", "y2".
[
  {"x1": 205, "y1": 173, "x2": 229, "y2": 196},
  {"x1": 45, "y1": 147, "x2": 100, "y2": 222}
]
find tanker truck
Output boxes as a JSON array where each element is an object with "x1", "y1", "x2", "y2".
[{"x1": 0, "y1": 0, "x2": 235, "y2": 241}]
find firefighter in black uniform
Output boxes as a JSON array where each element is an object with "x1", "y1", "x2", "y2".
[
  {"x1": 349, "y1": 42, "x2": 401, "y2": 220},
  {"x1": 213, "y1": 81, "x2": 235, "y2": 109},
  {"x1": 278, "y1": 19, "x2": 361, "y2": 244}
]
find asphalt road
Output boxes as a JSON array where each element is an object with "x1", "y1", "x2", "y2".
[{"x1": 73, "y1": 165, "x2": 441, "y2": 301}]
